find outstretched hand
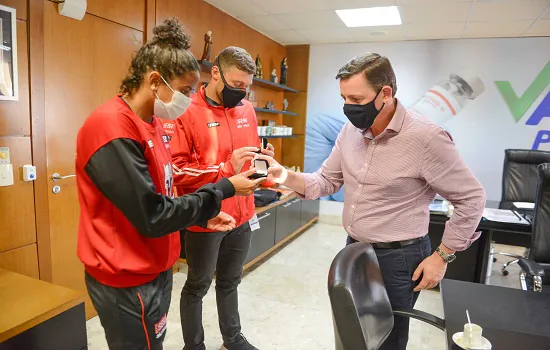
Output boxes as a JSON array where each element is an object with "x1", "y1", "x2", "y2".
[{"x1": 207, "y1": 211, "x2": 236, "y2": 232}]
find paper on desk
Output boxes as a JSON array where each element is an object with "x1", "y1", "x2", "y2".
[
  {"x1": 513, "y1": 202, "x2": 535, "y2": 210},
  {"x1": 483, "y1": 208, "x2": 530, "y2": 225}
]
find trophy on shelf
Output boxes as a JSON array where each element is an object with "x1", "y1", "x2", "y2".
[
  {"x1": 280, "y1": 57, "x2": 288, "y2": 85},
  {"x1": 255, "y1": 54, "x2": 263, "y2": 79},
  {"x1": 283, "y1": 98, "x2": 289, "y2": 111},
  {"x1": 270, "y1": 69, "x2": 278, "y2": 84},
  {"x1": 200, "y1": 31, "x2": 213, "y2": 63}
]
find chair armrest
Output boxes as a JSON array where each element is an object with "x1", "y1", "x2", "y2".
[
  {"x1": 393, "y1": 309, "x2": 445, "y2": 331},
  {"x1": 518, "y1": 258, "x2": 545, "y2": 277}
]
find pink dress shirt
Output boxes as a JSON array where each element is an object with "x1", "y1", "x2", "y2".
[{"x1": 300, "y1": 100, "x2": 486, "y2": 251}]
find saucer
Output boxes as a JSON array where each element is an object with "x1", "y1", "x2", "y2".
[{"x1": 452, "y1": 332, "x2": 492, "y2": 349}]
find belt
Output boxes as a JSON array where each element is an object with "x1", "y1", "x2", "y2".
[{"x1": 371, "y1": 235, "x2": 427, "y2": 249}]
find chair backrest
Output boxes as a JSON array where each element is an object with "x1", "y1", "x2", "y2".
[
  {"x1": 328, "y1": 242, "x2": 394, "y2": 350},
  {"x1": 502, "y1": 149, "x2": 550, "y2": 203},
  {"x1": 530, "y1": 163, "x2": 550, "y2": 263}
]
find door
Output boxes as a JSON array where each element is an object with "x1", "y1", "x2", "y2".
[{"x1": 44, "y1": 4, "x2": 143, "y2": 318}]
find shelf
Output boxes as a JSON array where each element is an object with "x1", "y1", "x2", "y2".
[
  {"x1": 254, "y1": 107, "x2": 298, "y2": 116},
  {"x1": 252, "y1": 77, "x2": 300, "y2": 93},
  {"x1": 199, "y1": 61, "x2": 299, "y2": 93},
  {"x1": 264, "y1": 135, "x2": 297, "y2": 139}
]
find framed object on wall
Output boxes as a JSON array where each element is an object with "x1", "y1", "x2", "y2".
[{"x1": 0, "y1": 5, "x2": 17, "y2": 101}]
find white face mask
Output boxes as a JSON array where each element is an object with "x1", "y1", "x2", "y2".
[{"x1": 153, "y1": 76, "x2": 192, "y2": 120}]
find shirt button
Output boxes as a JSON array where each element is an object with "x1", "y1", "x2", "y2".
[
  {"x1": 372, "y1": 141, "x2": 376, "y2": 145},
  {"x1": 352, "y1": 205, "x2": 356, "y2": 209}
]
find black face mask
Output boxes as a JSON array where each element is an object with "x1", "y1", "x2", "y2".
[
  {"x1": 218, "y1": 63, "x2": 247, "y2": 108},
  {"x1": 343, "y1": 89, "x2": 385, "y2": 130}
]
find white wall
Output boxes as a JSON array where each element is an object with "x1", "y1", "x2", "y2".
[{"x1": 306, "y1": 37, "x2": 550, "y2": 201}]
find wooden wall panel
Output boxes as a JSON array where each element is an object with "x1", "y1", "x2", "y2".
[
  {"x1": 282, "y1": 135, "x2": 305, "y2": 170},
  {"x1": 0, "y1": 244, "x2": 40, "y2": 279},
  {"x1": 156, "y1": 0, "x2": 286, "y2": 78},
  {"x1": 0, "y1": 20, "x2": 30, "y2": 137},
  {"x1": 0, "y1": 137, "x2": 36, "y2": 252},
  {"x1": 2, "y1": 0, "x2": 27, "y2": 20},
  {"x1": 285, "y1": 45, "x2": 309, "y2": 92},
  {"x1": 29, "y1": 0, "x2": 52, "y2": 282},
  {"x1": 87, "y1": 0, "x2": 145, "y2": 31},
  {"x1": 281, "y1": 45, "x2": 310, "y2": 169}
]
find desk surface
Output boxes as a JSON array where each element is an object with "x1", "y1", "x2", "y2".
[
  {"x1": 441, "y1": 279, "x2": 550, "y2": 350},
  {"x1": 0, "y1": 268, "x2": 84, "y2": 342},
  {"x1": 430, "y1": 200, "x2": 532, "y2": 234}
]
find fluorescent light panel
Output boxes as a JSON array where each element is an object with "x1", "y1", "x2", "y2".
[{"x1": 336, "y1": 6, "x2": 402, "y2": 27}]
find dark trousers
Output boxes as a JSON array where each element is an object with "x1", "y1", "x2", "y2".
[
  {"x1": 346, "y1": 235, "x2": 431, "y2": 350},
  {"x1": 85, "y1": 269, "x2": 173, "y2": 350},
  {"x1": 180, "y1": 224, "x2": 252, "y2": 350}
]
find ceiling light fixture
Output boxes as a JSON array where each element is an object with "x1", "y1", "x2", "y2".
[{"x1": 336, "y1": 6, "x2": 402, "y2": 27}]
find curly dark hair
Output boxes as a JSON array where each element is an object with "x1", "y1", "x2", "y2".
[{"x1": 120, "y1": 18, "x2": 199, "y2": 94}]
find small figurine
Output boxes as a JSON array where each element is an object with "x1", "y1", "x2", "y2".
[
  {"x1": 283, "y1": 98, "x2": 289, "y2": 111},
  {"x1": 270, "y1": 69, "x2": 278, "y2": 84},
  {"x1": 255, "y1": 54, "x2": 263, "y2": 79},
  {"x1": 200, "y1": 31, "x2": 213, "y2": 62},
  {"x1": 280, "y1": 57, "x2": 288, "y2": 85}
]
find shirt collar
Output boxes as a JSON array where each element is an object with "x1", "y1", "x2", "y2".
[{"x1": 359, "y1": 99, "x2": 406, "y2": 138}]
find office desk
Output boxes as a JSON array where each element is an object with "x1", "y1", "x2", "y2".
[
  {"x1": 0, "y1": 269, "x2": 87, "y2": 349},
  {"x1": 441, "y1": 279, "x2": 550, "y2": 350},
  {"x1": 429, "y1": 200, "x2": 531, "y2": 283}
]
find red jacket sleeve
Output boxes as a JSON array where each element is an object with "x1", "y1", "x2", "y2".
[{"x1": 168, "y1": 116, "x2": 234, "y2": 189}]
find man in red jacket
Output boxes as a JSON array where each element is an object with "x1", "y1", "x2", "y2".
[{"x1": 167, "y1": 47, "x2": 273, "y2": 350}]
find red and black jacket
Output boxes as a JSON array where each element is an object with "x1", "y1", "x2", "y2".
[
  {"x1": 161, "y1": 85, "x2": 260, "y2": 232},
  {"x1": 76, "y1": 96, "x2": 234, "y2": 288}
]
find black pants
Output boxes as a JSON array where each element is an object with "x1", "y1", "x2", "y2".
[
  {"x1": 85, "y1": 269, "x2": 173, "y2": 350},
  {"x1": 180, "y1": 223, "x2": 252, "y2": 350},
  {"x1": 346, "y1": 235, "x2": 431, "y2": 350}
]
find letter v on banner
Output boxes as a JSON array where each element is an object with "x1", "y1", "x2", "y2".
[{"x1": 495, "y1": 60, "x2": 550, "y2": 123}]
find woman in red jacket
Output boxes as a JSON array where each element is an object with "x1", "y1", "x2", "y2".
[{"x1": 76, "y1": 18, "x2": 264, "y2": 350}]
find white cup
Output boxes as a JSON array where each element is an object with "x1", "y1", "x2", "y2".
[{"x1": 463, "y1": 324, "x2": 483, "y2": 348}]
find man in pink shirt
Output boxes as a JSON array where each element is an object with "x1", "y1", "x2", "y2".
[{"x1": 256, "y1": 53, "x2": 486, "y2": 350}]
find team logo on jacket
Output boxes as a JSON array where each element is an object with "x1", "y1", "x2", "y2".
[
  {"x1": 236, "y1": 118, "x2": 249, "y2": 129},
  {"x1": 164, "y1": 164, "x2": 174, "y2": 198},
  {"x1": 162, "y1": 134, "x2": 171, "y2": 144},
  {"x1": 207, "y1": 122, "x2": 220, "y2": 128}
]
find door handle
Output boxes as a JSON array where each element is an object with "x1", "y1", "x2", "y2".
[
  {"x1": 257, "y1": 212, "x2": 271, "y2": 221},
  {"x1": 52, "y1": 173, "x2": 76, "y2": 181}
]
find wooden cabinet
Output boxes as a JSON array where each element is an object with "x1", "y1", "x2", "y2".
[
  {"x1": 246, "y1": 208, "x2": 276, "y2": 264},
  {"x1": 301, "y1": 200, "x2": 320, "y2": 226},
  {"x1": 275, "y1": 198, "x2": 302, "y2": 244}
]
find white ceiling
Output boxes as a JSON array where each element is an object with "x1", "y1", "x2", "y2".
[{"x1": 204, "y1": 0, "x2": 550, "y2": 45}]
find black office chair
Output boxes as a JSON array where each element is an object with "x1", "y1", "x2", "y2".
[
  {"x1": 518, "y1": 163, "x2": 550, "y2": 292},
  {"x1": 493, "y1": 149, "x2": 550, "y2": 275},
  {"x1": 328, "y1": 242, "x2": 445, "y2": 350}
]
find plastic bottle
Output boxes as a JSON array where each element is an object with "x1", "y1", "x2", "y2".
[{"x1": 410, "y1": 72, "x2": 485, "y2": 126}]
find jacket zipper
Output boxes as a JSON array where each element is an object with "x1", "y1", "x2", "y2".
[{"x1": 223, "y1": 108, "x2": 242, "y2": 226}]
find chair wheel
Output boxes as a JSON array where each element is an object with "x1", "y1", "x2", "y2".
[
  {"x1": 493, "y1": 258, "x2": 497, "y2": 262},
  {"x1": 502, "y1": 269, "x2": 509, "y2": 276}
]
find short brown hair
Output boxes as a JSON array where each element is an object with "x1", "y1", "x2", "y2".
[
  {"x1": 215, "y1": 46, "x2": 256, "y2": 75},
  {"x1": 336, "y1": 53, "x2": 397, "y2": 97}
]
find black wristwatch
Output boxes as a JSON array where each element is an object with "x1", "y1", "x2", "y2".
[{"x1": 436, "y1": 247, "x2": 456, "y2": 263}]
